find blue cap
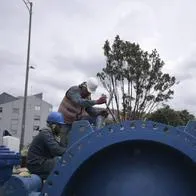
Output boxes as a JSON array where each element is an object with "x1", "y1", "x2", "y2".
[{"x1": 47, "y1": 112, "x2": 65, "y2": 125}]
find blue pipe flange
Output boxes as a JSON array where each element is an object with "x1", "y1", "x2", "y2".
[
  {"x1": 0, "y1": 146, "x2": 21, "y2": 186},
  {"x1": 41, "y1": 120, "x2": 196, "y2": 196}
]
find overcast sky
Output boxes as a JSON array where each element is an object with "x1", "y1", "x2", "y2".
[{"x1": 1, "y1": 0, "x2": 196, "y2": 114}]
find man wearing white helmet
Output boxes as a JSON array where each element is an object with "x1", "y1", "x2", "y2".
[
  {"x1": 58, "y1": 77, "x2": 108, "y2": 147},
  {"x1": 86, "y1": 77, "x2": 99, "y2": 93}
]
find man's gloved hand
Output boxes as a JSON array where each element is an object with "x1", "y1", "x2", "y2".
[
  {"x1": 96, "y1": 96, "x2": 107, "y2": 104},
  {"x1": 99, "y1": 110, "x2": 109, "y2": 118}
]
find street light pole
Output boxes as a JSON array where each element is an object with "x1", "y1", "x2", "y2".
[{"x1": 20, "y1": 1, "x2": 33, "y2": 152}]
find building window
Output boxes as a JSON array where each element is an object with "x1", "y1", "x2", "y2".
[
  {"x1": 35, "y1": 105, "x2": 41, "y2": 111},
  {"x1": 33, "y1": 115, "x2": 40, "y2": 131},
  {"x1": 11, "y1": 129, "x2": 17, "y2": 135},
  {"x1": 11, "y1": 119, "x2": 18, "y2": 125},
  {"x1": 34, "y1": 115, "x2": 40, "y2": 125},
  {"x1": 33, "y1": 125, "x2": 40, "y2": 131},
  {"x1": 12, "y1": 108, "x2": 19, "y2": 114},
  {"x1": 33, "y1": 120, "x2": 40, "y2": 126},
  {"x1": 34, "y1": 115, "x2": 40, "y2": 121},
  {"x1": 0, "y1": 107, "x2": 2, "y2": 113},
  {"x1": 49, "y1": 107, "x2": 52, "y2": 112},
  {"x1": 10, "y1": 119, "x2": 18, "y2": 132}
]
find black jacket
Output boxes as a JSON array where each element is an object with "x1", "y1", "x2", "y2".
[{"x1": 27, "y1": 127, "x2": 66, "y2": 166}]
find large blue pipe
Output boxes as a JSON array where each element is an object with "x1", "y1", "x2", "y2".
[
  {"x1": 0, "y1": 146, "x2": 20, "y2": 186},
  {"x1": 41, "y1": 120, "x2": 196, "y2": 196},
  {"x1": 1, "y1": 120, "x2": 196, "y2": 196},
  {"x1": 1, "y1": 174, "x2": 41, "y2": 196}
]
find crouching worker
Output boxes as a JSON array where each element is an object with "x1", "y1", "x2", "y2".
[{"x1": 27, "y1": 112, "x2": 66, "y2": 180}]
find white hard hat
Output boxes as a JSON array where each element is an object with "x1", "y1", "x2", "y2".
[{"x1": 86, "y1": 77, "x2": 98, "y2": 93}]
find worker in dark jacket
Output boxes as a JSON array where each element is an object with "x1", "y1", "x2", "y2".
[
  {"x1": 27, "y1": 112, "x2": 66, "y2": 180},
  {"x1": 58, "y1": 77, "x2": 108, "y2": 147}
]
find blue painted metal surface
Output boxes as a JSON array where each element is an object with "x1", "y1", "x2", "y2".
[
  {"x1": 184, "y1": 120, "x2": 196, "y2": 137},
  {"x1": 1, "y1": 174, "x2": 42, "y2": 196},
  {"x1": 0, "y1": 146, "x2": 20, "y2": 186},
  {"x1": 41, "y1": 120, "x2": 196, "y2": 196},
  {"x1": 1, "y1": 120, "x2": 196, "y2": 196}
]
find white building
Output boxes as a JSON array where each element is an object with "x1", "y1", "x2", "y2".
[{"x1": 0, "y1": 92, "x2": 52, "y2": 146}]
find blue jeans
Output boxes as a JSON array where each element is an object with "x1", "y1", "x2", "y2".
[
  {"x1": 81, "y1": 115, "x2": 105, "y2": 129},
  {"x1": 60, "y1": 115, "x2": 105, "y2": 147},
  {"x1": 60, "y1": 124, "x2": 72, "y2": 147}
]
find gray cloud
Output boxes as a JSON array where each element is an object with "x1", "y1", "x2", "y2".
[
  {"x1": 165, "y1": 52, "x2": 196, "y2": 82},
  {"x1": 0, "y1": 49, "x2": 23, "y2": 66},
  {"x1": 165, "y1": 50, "x2": 196, "y2": 114},
  {"x1": 52, "y1": 54, "x2": 105, "y2": 76},
  {"x1": 1, "y1": 0, "x2": 196, "y2": 115}
]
